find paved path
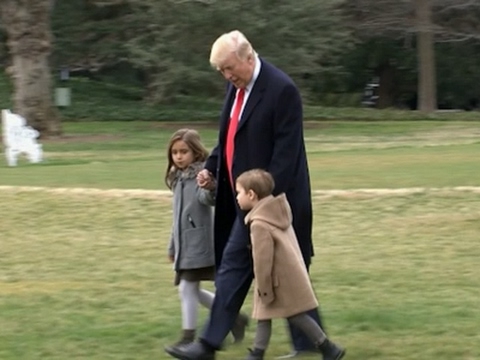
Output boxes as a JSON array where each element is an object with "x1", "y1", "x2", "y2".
[{"x1": 1, "y1": 185, "x2": 480, "y2": 199}]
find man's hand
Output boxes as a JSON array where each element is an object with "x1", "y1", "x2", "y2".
[
  {"x1": 197, "y1": 169, "x2": 216, "y2": 191},
  {"x1": 168, "y1": 255, "x2": 174, "y2": 263}
]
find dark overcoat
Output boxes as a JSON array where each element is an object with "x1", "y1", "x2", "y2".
[{"x1": 205, "y1": 59, "x2": 314, "y2": 276}]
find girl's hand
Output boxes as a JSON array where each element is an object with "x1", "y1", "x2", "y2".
[{"x1": 197, "y1": 169, "x2": 215, "y2": 190}]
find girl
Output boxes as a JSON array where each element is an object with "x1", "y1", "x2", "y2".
[
  {"x1": 164, "y1": 128, "x2": 249, "y2": 350},
  {"x1": 165, "y1": 128, "x2": 216, "y2": 350}
]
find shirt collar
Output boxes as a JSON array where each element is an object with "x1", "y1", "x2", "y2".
[{"x1": 245, "y1": 54, "x2": 261, "y2": 93}]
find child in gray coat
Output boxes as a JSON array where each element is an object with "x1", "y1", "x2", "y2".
[{"x1": 164, "y1": 129, "x2": 248, "y2": 351}]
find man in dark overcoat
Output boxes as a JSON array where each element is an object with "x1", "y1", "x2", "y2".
[{"x1": 166, "y1": 29, "x2": 324, "y2": 360}]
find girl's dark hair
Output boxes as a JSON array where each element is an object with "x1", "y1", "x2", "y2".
[
  {"x1": 165, "y1": 128, "x2": 209, "y2": 189},
  {"x1": 236, "y1": 169, "x2": 275, "y2": 199}
]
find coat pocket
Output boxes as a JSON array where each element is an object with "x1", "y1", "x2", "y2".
[{"x1": 182, "y1": 227, "x2": 213, "y2": 259}]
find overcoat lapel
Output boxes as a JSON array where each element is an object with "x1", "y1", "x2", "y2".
[
  {"x1": 219, "y1": 86, "x2": 236, "y2": 142},
  {"x1": 219, "y1": 58, "x2": 268, "y2": 138},
  {"x1": 237, "y1": 62, "x2": 267, "y2": 133}
]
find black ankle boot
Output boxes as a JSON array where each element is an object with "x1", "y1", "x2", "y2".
[
  {"x1": 164, "y1": 329, "x2": 195, "y2": 352},
  {"x1": 244, "y1": 347, "x2": 265, "y2": 360},
  {"x1": 317, "y1": 339, "x2": 345, "y2": 360}
]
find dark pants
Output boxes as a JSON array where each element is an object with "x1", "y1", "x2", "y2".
[
  {"x1": 200, "y1": 218, "x2": 253, "y2": 349},
  {"x1": 287, "y1": 263, "x2": 326, "y2": 351}
]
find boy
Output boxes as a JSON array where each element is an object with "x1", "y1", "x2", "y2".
[{"x1": 235, "y1": 169, "x2": 345, "y2": 360}]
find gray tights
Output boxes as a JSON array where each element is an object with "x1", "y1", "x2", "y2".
[{"x1": 253, "y1": 312, "x2": 327, "y2": 350}]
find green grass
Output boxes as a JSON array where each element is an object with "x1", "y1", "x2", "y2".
[
  {"x1": 1, "y1": 190, "x2": 479, "y2": 359},
  {"x1": 1, "y1": 121, "x2": 480, "y2": 359},
  {"x1": 1, "y1": 121, "x2": 480, "y2": 190}
]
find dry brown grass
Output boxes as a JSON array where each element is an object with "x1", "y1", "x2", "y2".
[{"x1": 1, "y1": 189, "x2": 479, "y2": 359}]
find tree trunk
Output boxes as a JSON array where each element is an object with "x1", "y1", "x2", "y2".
[
  {"x1": 415, "y1": 0, "x2": 437, "y2": 113},
  {"x1": 0, "y1": 0, "x2": 62, "y2": 137},
  {"x1": 376, "y1": 61, "x2": 395, "y2": 109}
]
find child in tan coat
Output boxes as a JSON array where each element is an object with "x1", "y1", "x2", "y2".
[{"x1": 235, "y1": 169, "x2": 345, "y2": 360}]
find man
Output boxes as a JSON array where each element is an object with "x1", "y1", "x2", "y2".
[{"x1": 165, "y1": 30, "x2": 325, "y2": 360}]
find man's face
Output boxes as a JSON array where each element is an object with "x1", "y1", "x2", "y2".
[
  {"x1": 217, "y1": 52, "x2": 255, "y2": 89},
  {"x1": 235, "y1": 184, "x2": 255, "y2": 211}
]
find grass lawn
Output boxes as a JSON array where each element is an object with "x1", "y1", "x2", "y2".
[
  {"x1": 1, "y1": 190, "x2": 479, "y2": 360},
  {"x1": 1, "y1": 120, "x2": 480, "y2": 190},
  {"x1": 1, "y1": 121, "x2": 480, "y2": 359}
]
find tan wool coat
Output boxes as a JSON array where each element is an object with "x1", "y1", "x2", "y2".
[{"x1": 245, "y1": 194, "x2": 318, "y2": 320}]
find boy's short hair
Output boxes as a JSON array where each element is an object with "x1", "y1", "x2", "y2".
[{"x1": 236, "y1": 169, "x2": 275, "y2": 199}]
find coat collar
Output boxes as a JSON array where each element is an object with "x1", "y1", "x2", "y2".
[
  {"x1": 237, "y1": 58, "x2": 267, "y2": 132},
  {"x1": 169, "y1": 161, "x2": 204, "y2": 189},
  {"x1": 220, "y1": 58, "x2": 269, "y2": 136}
]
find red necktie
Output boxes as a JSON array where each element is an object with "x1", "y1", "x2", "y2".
[{"x1": 225, "y1": 88, "x2": 245, "y2": 188}]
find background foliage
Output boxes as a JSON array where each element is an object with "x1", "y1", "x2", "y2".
[
  {"x1": 15, "y1": 0, "x2": 472, "y2": 114},
  {"x1": 0, "y1": 1, "x2": 479, "y2": 125}
]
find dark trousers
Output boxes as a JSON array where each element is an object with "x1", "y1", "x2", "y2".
[
  {"x1": 287, "y1": 263, "x2": 326, "y2": 351},
  {"x1": 200, "y1": 218, "x2": 253, "y2": 349}
]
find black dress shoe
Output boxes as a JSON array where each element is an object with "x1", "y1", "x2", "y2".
[{"x1": 164, "y1": 341, "x2": 215, "y2": 360}]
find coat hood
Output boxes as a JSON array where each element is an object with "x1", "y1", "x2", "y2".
[{"x1": 245, "y1": 193, "x2": 292, "y2": 230}]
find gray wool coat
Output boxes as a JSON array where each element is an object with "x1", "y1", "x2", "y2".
[
  {"x1": 245, "y1": 194, "x2": 318, "y2": 320},
  {"x1": 168, "y1": 162, "x2": 215, "y2": 271}
]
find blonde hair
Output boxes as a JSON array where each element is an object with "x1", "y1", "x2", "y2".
[
  {"x1": 165, "y1": 128, "x2": 209, "y2": 189},
  {"x1": 209, "y1": 30, "x2": 255, "y2": 68},
  {"x1": 236, "y1": 169, "x2": 275, "y2": 200}
]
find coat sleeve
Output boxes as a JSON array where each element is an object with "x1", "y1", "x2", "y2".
[
  {"x1": 197, "y1": 186, "x2": 215, "y2": 206},
  {"x1": 268, "y1": 83, "x2": 304, "y2": 194},
  {"x1": 250, "y1": 221, "x2": 275, "y2": 305},
  {"x1": 168, "y1": 225, "x2": 175, "y2": 258},
  {"x1": 205, "y1": 144, "x2": 219, "y2": 177}
]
